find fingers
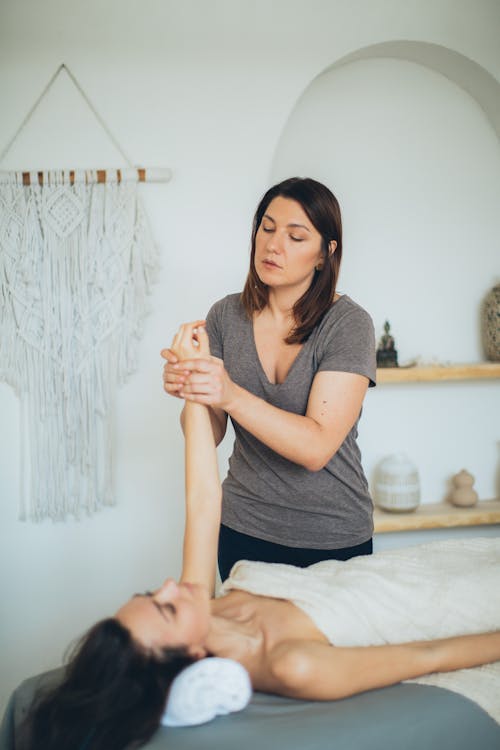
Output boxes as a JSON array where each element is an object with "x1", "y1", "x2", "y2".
[
  {"x1": 163, "y1": 366, "x2": 187, "y2": 396},
  {"x1": 163, "y1": 354, "x2": 194, "y2": 385},
  {"x1": 173, "y1": 357, "x2": 212, "y2": 373},
  {"x1": 179, "y1": 325, "x2": 196, "y2": 354},
  {"x1": 177, "y1": 362, "x2": 225, "y2": 404},
  {"x1": 165, "y1": 356, "x2": 219, "y2": 401},
  {"x1": 162, "y1": 354, "x2": 190, "y2": 397},
  {"x1": 163, "y1": 320, "x2": 210, "y2": 398},
  {"x1": 195, "y1": 326, "x2": 210, "y2": 356},
  {"x1": 170, "y1": 320, "x2": 208, "y2": 360},
  {"x1": 178, "y1": 373, "x2": 217, "y2": 397},
  {"x1": 160, "y1": 347, "x2": 178, "y2": 363}
]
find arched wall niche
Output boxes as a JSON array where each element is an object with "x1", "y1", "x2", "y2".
[
  {"x1": 326, "y1": 41, "x2": 500, "y2": 139},
  {"x1": 271, "y1": 42, "x2": 500, "y2": 175},
  {"x1": 270, "y1": 38, "x2": 500, "y2": 363},
  {"x1": 270, "y1": 38, "x2": 500, "y2": 510}
]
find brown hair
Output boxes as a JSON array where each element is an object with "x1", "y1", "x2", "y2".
[
  {"x1": 241, "y1": 177, "x2": 343, "y2": 344},
  {"x1": 19, "y1": 618, "x2": 195, "y2": 750}
]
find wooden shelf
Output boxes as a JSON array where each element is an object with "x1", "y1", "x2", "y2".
[
  {"x1": 376, "y1": 362, "x2": 500, "y2": 383},
  {"x1": 374, "y1": 499, "x2": 500, "y2": 533}
]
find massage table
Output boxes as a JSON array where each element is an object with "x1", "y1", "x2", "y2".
[{"x1": 1, "y1": 666, "x2": 499, "y2": 750}]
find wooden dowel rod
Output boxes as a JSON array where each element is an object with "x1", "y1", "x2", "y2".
[{"x1": 0, "y1": 168, "x2": 172, "y2": 186}]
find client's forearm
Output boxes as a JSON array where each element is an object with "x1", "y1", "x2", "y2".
[
  {"x1": 429, "y1": 630, "x2": 500, "y2": 673},
  {"x1": 184, "y1": 401, "x2": 221, "y2": 506},
  {"x1": 181, "y1": 401, "x2": 221, "y2": 592},
  {"x1": 268, "y1": 631, "x2": 500, "y2": 702},
  {"x1": 181, "y1": 404, "x2": 226, "y2": 446}
]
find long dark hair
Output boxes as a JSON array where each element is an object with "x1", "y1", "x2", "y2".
[
  {"x1": 19, "y1": 618, "x2": 195, "y2": 750},
  {"x1": 241, "y1": 177, "x2": 343, "y2": 344}
]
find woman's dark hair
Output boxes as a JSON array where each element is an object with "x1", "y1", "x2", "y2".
[
  {"x1": 241, "y1": 177, "x2": 343, "y2": 344},
  {"x1": 19, "y1": 618, "x2": 195, "y2": 750}
]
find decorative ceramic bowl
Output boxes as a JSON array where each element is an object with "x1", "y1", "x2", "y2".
[{"x1": 374, "y1": 453, "x2": 420, "y2": 513}]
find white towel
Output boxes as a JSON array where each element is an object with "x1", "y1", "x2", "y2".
[
  {"x1": 162, "y1": 657, "x2": 252, "y2": 727},
  {"x1": 219, "y1": 537, "x2": 500, "y2": 723}
]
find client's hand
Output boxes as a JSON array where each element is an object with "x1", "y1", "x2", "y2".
[
  {"x1": 161, "y1": 321, "x2": 237, "y2": 410},
  {"x1": 171, "y1": 321, "x2": 210, "y2": 360},
  {"x1": 161, "y1": 320, "x2": 207, "y2": 397}
]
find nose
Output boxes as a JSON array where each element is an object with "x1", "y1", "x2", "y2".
[
  {"x1": 154, "y1": 578, "x2": 178, "y2": 602},
  {"x1": 266, "y1": 230, "x2": 284, "y2": 255}
]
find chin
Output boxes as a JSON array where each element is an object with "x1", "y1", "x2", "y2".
[{"x1": 256, "y1": 271, "x2": 278, "y2": 286}]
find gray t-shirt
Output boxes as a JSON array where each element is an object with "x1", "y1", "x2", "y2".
[{"x1": 205, "y1": 293, "x2": 376, "y2": 549}]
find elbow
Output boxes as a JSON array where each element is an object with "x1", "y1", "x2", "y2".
[
  {"x1": 299, "y1": 425, "x2": 340, "y2": 472},
  {"x1": 302, "y1": 449, "x2": 337, "y2": 473},
  {"x1": 270, "y1": 647, "x2": 345, "y2": 701},
  {"x1": 303, "y1": 456, "x2": 328, "y2": 472},
  {"x1": 270, "y1": 648, "x2": 315, "y2": 695}
]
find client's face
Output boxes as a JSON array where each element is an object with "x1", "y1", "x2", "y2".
[{"x1": 115, "y1": 579, "x2": 211, "y2": 657}]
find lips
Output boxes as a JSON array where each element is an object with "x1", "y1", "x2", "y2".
[{"x1": 262, "y1": 259, "x2": 281, "y2": 269}]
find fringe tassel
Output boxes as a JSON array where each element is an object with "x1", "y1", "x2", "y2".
[{"x1": 0, "y1": 170, "x2": 159, "y2": 521}]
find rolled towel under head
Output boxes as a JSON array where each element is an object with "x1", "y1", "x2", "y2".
[{"x1": 161, "y1": 657, "x2": 252, "y2": 727}]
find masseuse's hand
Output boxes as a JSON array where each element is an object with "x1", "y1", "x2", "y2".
[
  {"x1": 162, "y1": 321, "x2": 237, "y2": 410},
  {"x1": 173, "y1": 352, "x2": 236, "y2": 410},
  {"x1": 162, "y1": 325, "x2": 236, "y2": 411},
  {"x1": 161, "y1": 319, "x2": 206, "y2": 398}
]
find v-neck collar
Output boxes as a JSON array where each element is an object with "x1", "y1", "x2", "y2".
[
  {"x1": 248, "y1": 295, "x2": 348, "y2": 387},
  {"x1": 249, "y1": 318, "x2": 308, "y2": 387}
]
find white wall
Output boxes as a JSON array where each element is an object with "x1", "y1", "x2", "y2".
[
  {"x1": 0, "y1": 0, "x2": 499, "y2": 715},
  {"x1": 272, "y1": 56, "x2": 500, "y2": 505}
]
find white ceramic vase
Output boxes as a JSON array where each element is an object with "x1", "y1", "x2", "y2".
[{"x1": 374, "y1": 453, "x2": 421, "y2": 513}]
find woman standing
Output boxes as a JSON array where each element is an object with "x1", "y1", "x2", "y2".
[{"x1": 162, "y1": 178, "x2": 376, "y2": 579}]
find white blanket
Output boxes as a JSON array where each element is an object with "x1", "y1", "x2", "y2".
[{"x1": 219, "y1": 538, "x2": 500, "y2": 723}]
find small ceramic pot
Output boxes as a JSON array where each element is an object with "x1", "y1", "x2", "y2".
[
  {"x1": 374, "y1": 453, "x2": 420, "y2": 513},
  {"x1": 449, "y1": 469, "x2": 478, "y2": 507}
]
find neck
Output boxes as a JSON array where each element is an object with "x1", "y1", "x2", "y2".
[
  {"x1": 204, "y1": 612, "x2": 262, "y2": 659},
  {"x1": 264, "y1": 286, "x2": 304, "y2": 324},
  {"x1": 266, "y1": 287, "x2": 342, "y2": 313}
]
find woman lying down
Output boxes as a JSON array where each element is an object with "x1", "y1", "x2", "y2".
[{"x1": 21, "y1": 324, "x2": 500, "y2": 750}]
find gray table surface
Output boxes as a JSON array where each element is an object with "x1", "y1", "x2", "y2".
[{"x1": 2, "y1": 669, "x2": 499, "y2": 750}]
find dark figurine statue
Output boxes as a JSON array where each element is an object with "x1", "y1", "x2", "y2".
[{"x1": 376, "y1": 320, "x2": 399, "y2": 368}]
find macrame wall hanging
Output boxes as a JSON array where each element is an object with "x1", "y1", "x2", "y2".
[{"x1": 0, "y1": 64, "x2": 171, "y2": 522}]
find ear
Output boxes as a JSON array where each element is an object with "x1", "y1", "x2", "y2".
[{"x1": 328, "y1": 240, "x2": 337, "y2": 256}]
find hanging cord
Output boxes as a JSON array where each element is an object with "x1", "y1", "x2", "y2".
[{"x1": 0, "y1": 63, "x2": 134, "y2": 166}]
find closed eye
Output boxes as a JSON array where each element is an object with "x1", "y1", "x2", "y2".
[
  {"x1": 261, "y1": 225, "x2": 304, "y2": 242},
  {"x1": 132, "y1": 592, "x2": 176, "y2": 617}
]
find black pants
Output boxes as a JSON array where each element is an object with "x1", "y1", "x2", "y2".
[{"x1": 218, "y1": 524, "x2": 373, "y2": 582}]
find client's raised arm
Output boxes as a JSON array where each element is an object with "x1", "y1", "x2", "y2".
[{"x1": 170, "y1": 323, "x2": 221, "y2": 596}]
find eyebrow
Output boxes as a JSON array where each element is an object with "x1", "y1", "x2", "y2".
[
  {"x1": 133, "y1": 592, "x2": 173, "y2": 624},
  {"x1": 263, "y1": 214, "x2": 311, "y2": 232},
  {"x1": 152, "y1": 600, "x2": 173, "y2": 624}
]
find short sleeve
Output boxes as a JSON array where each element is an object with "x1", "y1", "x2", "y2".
[
  {"x1": 316, "y1": 302, "x2": 376, "y2": 387},
  {"x1": 205, "y1": 299, "x2": 224, "y2": 359}
]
